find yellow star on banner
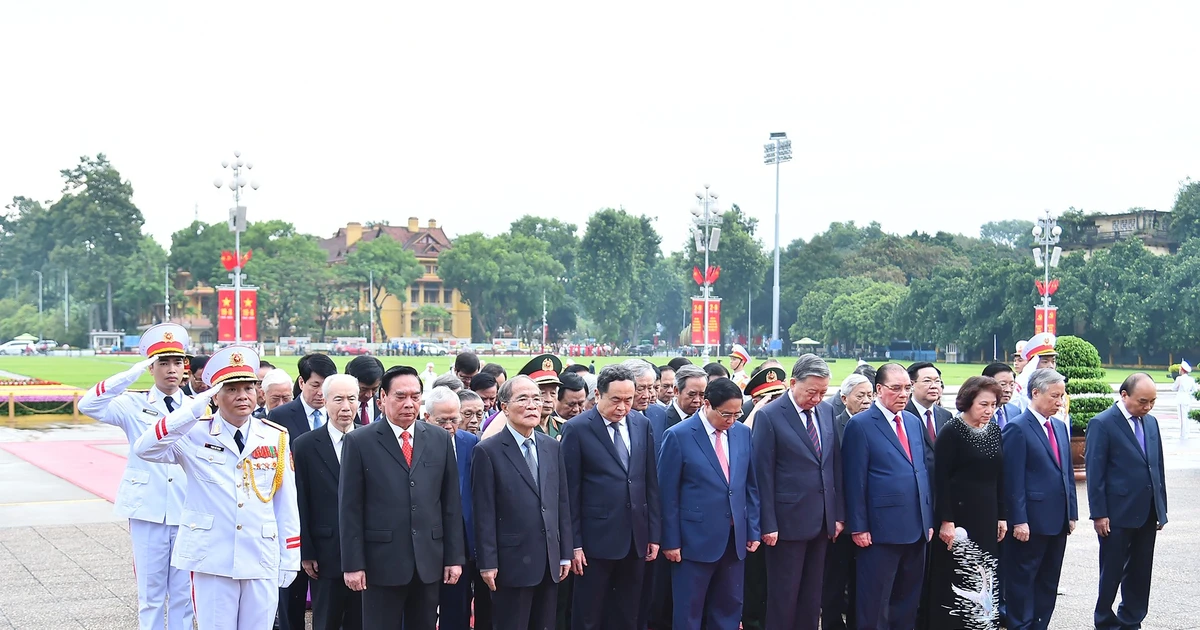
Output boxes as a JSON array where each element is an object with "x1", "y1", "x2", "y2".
[
  {"x1": 222, "y1": 297, "x2": 232, "y2": 307},
  {"x1": 244, "y1": 298, "x2": 253, "y2": 307}
]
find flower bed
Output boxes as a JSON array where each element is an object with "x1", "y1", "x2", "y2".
[{"x1": 1, "y1": 376, "x2": 85, "y2": 417}]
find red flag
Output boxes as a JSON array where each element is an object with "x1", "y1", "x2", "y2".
[
  {"x1": 240, "y1": 249, "x2": 253, "y2": 268},
  {"x1": 220, "y1": 251, "x2": 236, "y2": 271},
  {"x1": 1035, "y1": 279, "x2": 1046, "y2": 296},
  {"x1": 705, "y1": 266, "x2": 721, "y2": 285},
  {"x1": 1047, "y1": 279, "x2": 1059, "y2": 295},
  {"x1": 692, "y1": 266, "x2": 704, "y2": 286}
]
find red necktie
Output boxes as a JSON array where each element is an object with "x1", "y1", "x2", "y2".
[
  {"x1": 925, "y1": 409, "x2": 936, "y2": 441},
  {"x1": 401, "y1": 431, "x2": 413, "y2": 467},
  {"x1": 360, "y1": 401, "x2": 370, "y2": 425},
  {"x1": 894, "y1": 415, "x2": 912, "y2": 461},
  {"x1": 1045, "y1": 420, "x2": 1060, "y2": 466}
]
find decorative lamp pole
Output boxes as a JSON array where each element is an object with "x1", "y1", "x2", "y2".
[
  {"x1": 1031, "y1": 209, "x2": 1063, "y2": 333},
  {"x1": 213, "y1": 151, "x2": 259, "y2": 343},
  {"x1": 693, "y1": 186, "x2": 722, "y2": 363},
  {"x1": 763, "y1": 132, "x2": 791, "y2": 356}
]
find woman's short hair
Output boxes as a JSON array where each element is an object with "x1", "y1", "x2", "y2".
[{"x1": 956, "y1": 376, "x2": 1003, "y2": 413}]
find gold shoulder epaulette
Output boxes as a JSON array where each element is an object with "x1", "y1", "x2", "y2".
[{"x1": 261, "y1": 418, "x2": 288, "y2": 433}]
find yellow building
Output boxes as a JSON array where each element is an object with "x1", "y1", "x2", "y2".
[
  {"x1": 1066, "y1": 209, "x2": 1178, "y2": 256},
  {"x1": 140, "y1": 271, "x2": 217, "y2": 344},
  {"x1": 319, "y1": 218, "x2": 472, "y2": 341}
]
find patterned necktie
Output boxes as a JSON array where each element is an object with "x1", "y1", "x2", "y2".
[
  {"x1": 234, "y1": 429, "x2": 245, "y2": 453},
  {"x1": 523, "y1": 437, "x2": 539, "y2": 488},
  {"x1": 164, "y1": 396, "x2": 176, "y2": 413},
  {"x1": 714, "y1": 429, "x2": 730, "y2": 481},
  {"x1": 1044, "y1": 420, "x2": 1061, "y2": 466},
  {"x1": 1132, "y1": 417, "x2": 1146, "y2": 454},
  {"x1": 894, "y1": 415, "x2": 912, "y2": 461},
  {"x1": 925, "y1": 409, "x2": 936, "y2": 441},
  {"x1": 996, "y1": 406, "x2": 1006, "y2": 428},
  {"x1": 610, "y1": 422, "x2": 629, "y2": 470},
  {"x1": 401, "y1": 431, "x2": 413, "y2": 466},
  {"x1": 804, "y1": 409, "x2": 821, "y2": 459}
]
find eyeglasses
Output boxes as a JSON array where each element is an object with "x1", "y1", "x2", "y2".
[
  {"x1": 460, "y1": 410, "x2": 484, "y2": 420},
  {"x1": 917, "y1": 378, "x2": 943, "y2": 387},
  {"x1": 509, "y1": 395, "x2": 539, "y2": 407},
  {"x1": 880, "y1": 384, "x2": 914, "y2": 394},
  {"x1": 713, "y1": 409, "x2": 741, "y2": 421}
]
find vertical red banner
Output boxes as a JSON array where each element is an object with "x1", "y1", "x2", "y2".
[
  {"x1": 239, "y1": 287, "x2": 258, "y2": 342},
  {"x1": 1034, "y1": 306, "x2": 1058, "y2": 335},
  {"x1": 217, "y1": 287, "x2": 235, "y2": 342},
  {"x1": 690, "y1": 298, "x2": 722, "y2": 346}
]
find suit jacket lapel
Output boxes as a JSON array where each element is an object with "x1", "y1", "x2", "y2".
[
  {"x1": 315, "y1": 428, "x2": 340, "y2": 477},
  {"x1": 778, "y1": 397, "x2": 820, "y2": 461},
  {"x1": 410, "y1": 422, "x2": 428, "y2": 470},
  {"x1": 374, "y1": 421, "x2": 408, "y2": 470},
  {"x1": 689, "y1": 418, "x2": 729, "y2": 487},
  {"x1": 1028, "y1": 416, "x2": 1060, "y2": 469},
  {"x1": 535, "y1": 434, "x2": 553, "y2": 499},
  {"x1": 1114, "y1": 411, "x2": 1148, "y2": 461},
  {"x1": 628, "y1": 414, "x2": 645, "y2": 472},
  {"x1": 872, "y1": 408, "x2": 914, "y2": 467},
  {"x1": 589, "y1": 411, "x2": 625, "y2": 470},
  {"x1": 500, "y1": 429, "x2": 540, "y2": 496},
  {"x1": 817, "y1": 407, "x2": 834, "y2": 463}
]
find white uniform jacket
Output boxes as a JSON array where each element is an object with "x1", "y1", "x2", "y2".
[
  {"x1": 134, "y1": 406, "x2": 301, "y2": 580},
  {"x1": 78, "y1": 365, "x2": 190, "y2": 525}
]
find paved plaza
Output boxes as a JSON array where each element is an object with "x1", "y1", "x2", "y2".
[{"x1": 1, "y1": 398, "x2": 1199, "y2": 629}]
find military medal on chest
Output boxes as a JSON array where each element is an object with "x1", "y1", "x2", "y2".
[{"x1": 242, "y1": 432, "x2": 288, "y2": 503}]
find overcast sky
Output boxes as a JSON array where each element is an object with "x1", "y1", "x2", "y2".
[{"x1": 4, "y1": 2, "x2": 1198, "y2": 255}]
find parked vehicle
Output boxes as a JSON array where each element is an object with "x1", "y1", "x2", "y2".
[{"x1": 0, "y1": 340, "x2": 34, "y2": 355}]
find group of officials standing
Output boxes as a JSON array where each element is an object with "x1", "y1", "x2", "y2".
[{"x1": 82, "y1": 323, "x2": 1169, "y2": 630}]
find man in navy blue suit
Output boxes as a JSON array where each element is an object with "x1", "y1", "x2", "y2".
[
  {"x1": 1002, "y1": 368, "x2": 1077, "y2": 630},
  {"x1": 1086, "y1": 373, "x2": 1168, "y2": 630},
  {"x1": 426, "y1": 387, "x2": 480, "y2": 630},
  {"x1": 752, "y1": 354, "x2": 843, "y2": 630},
  {"x1": 982, "y1": 362, "x2": 1022, "y2": 429},
  {"x1": 842, "y1": 363, "x2": 933, "y2": 630},
  {"x1": 561, "y1": 364, "x2": 660, "y2": 629},
  {"x1": 658, "y1": 377, "x2": 761, "y2": 629}
]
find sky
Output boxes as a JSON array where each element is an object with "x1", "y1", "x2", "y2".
[{"x1": 3, "y1": 1, "x2": 1198, "y2": 255}]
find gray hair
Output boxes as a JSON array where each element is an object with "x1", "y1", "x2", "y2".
[
  {"x1": 582, "y1": 373, "x2": 598, "y2": 402},
  {"x1": 498, "y1": 375, "x2": 536, "y2": 406},
  {"x1": 619, "y1": 359, "x2": 656, "y2": 381},
  {"x1": 261, "y1": 368, "x2": 292, "y2": 391},
  {"x1": 425, "y1": 385, "x2": 461, "y2": 415},
  {"x1": 791, "y1": 353, "x2": 831, "y2": 381},
  {"x1": 457, "y1": 389, "x2": 482, "y2": 405},
  {"x1": 321, "y1": 374, "x2": 359, "y2": 399},
  {"x1": 1028, "y1": 368, "x2": 1066, "y2": 396},
  {"x1": 839, "y1": 373, "x2": 870, "y2": 398},
  {"x1": 432, "y1": 373, "x2": 464, "y2": 392},
  {"x1": 675, "y1": 364, "x2": 707, "y2": 391}
]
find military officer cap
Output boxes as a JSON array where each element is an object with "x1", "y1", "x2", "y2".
[
  {"x1": 730, "y1": 344, "x2": 750, "y2": 365},
  {"x1": 1022, "y1": 333, "x2": 1057, "y2": 362},
  {"x1": 745, "y1": 366, "x2": 787, "y2": 399},
  {"x1": 139, "y1": 323, "x2": 190, "y2": 359},
  {"x1": 520, "y1": 353, "x2": 563, "y2": 386},
  {"x1": 202, "y1": 346, "x2": 262, "y2": 388}
]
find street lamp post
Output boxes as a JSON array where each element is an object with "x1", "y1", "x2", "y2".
[
  {"x1": 1031, "y1": 209, "x2": 1063, "y2": 315},
  {"x1": 32, "y1": 271, "x2": 42, "y2": 342},
  {"x1": 693, "y1": 186, "x2": 721, "y2": 363},
  {"x1": 763, "y1": 132, "x2": 792, "y2": 356},
  {"x1": 213, "y1": 150, "x2": 259, "y2": 343}
]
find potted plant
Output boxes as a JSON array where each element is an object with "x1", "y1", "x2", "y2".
[{"x1": 1055, "y1": 335, "x2": 1111, "y2": 480}]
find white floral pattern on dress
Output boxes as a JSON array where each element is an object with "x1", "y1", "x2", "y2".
[{"x1": 946, "y1": 527, "x2": 999, "y2": 629}]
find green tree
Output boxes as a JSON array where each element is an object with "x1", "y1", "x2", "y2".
[
  {"x1": 510, "y1": 216, "x2": 579, "y2": 281},
  {"x1": 1167, "y1": 179, "x2": 1200, "y2": 243},
  {"x1": 341, "y1": 235, "x2": 423, "y2": 341},
  {"x1": 251, "y1": 235, "x2": 329, "y2": 341},
  {"x1": 1082, "y1": 238, "x2": 1163, "y2": 363},
  {"x1": 576, "y1": 208, "x2": 663, "y2": 342},
  {"x1": 438, "y1": 233, "x2": 503, "y2": 341},
  {"x1": 981, "y1": 219, "x2": 1036, "y2": 249}
]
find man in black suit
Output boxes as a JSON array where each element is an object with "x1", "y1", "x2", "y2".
[
  {"x1": 472, "y1": 375, "x2": 572, "y2": 630},
  {"x1": 753, "y1": 354, "x2": 843, "y2": 630},
  {"x1": 339, "y1": 365, "x2": 465, "y2": 630},
  {"x1": 905, "y1": 361, "x2": 953, "y2": 473},
  {"x1": 346, "y1": 355, "x2": 383, "y2": 425},
  {"x1": 1086, "y1": 373, "x2": 1168, "y2": 630},
  {"x1": 644, "y1": 362, "x2": 708, "y2": 630},
  {"x1": 561, "y1": 364, "x2": 660, "y2": 630},
  {"x1": 427, "y1": 386, "x2": 481, "y2": 630},
  {"x1": 269, "y1": 352, "x2": 338, "y2": 630},
  {"x1": 294, "y1": 374, "x2": 362, "y2": 630}
]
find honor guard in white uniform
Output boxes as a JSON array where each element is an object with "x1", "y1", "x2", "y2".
[
  {"x1": 78, "y1": 323, "x2": 194, "y2": 630},
  {"x1": 135, "y1": 346, "x2": 300, "y2": 630},
  {"x1": 729, "y1": 344, "x2": 752, "y2": 391}
]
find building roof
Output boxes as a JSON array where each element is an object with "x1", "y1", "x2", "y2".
[{"x1": 318, "y1": 218, "x2": 453, "y2": 263}]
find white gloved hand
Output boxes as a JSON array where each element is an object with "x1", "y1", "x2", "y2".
[
  {"x1": 134, "y1": 357, "x2": 158, "y2": 372},
  {"x1": 278, "y1": 570, "x2": 297, "y2": 588},
  {"x1": 188, "y1": 386, "x2": 219, "y2": 416}
]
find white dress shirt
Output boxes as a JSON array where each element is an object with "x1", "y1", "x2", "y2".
[
  {"x1": 300, "y1": 398, "x2": 325, "y2": 430},
  {"x1": 605, "y1": 416, "x2": 630, "y2": 453},
  {"x1": 327, "y1": 421, "x2": 352, "y2": 463},
  {"x1": 1116, "y1": 400, "x2": 1140, "y2": 435},
  {"x1": 876, "y1": 400, "x2": 905, "y2": 439},
  {"x1": 789, "y1": 391, "x2": 821, "y2": 451},
  {"x1": 673, "y1": 401, "x2": 690, "y2": 422},
  {"x1": 388, "y1": 421, "x2": 415, "y2": 448},
  {"x1": 1029, "y1": 408, "x2": 1054, "y2": 442}
]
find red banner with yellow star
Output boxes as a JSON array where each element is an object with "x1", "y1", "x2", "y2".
[{"x1": 217, "y1": 286, "x2": 259, "y2": 342}]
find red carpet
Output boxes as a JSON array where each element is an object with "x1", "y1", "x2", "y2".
[{"x1": 0, "y1": 440, "x2": 127, "y2": 502}]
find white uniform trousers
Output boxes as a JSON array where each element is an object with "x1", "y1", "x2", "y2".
[
  {"x1": 190, "y1": 572, "x2": 278, "y2": 630},
  {"x1": 129, "y1": 519, "x2": 194, "y2": 630}
]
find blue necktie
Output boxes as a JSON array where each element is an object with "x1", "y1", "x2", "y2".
[
  {"x1": 311, "y1": 409, "x2": 324, "y2": 430},
  {"x1": 1132, "y1": 417, "x2": 1146, "y2": 453}
]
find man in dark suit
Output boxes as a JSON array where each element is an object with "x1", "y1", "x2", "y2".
[
  {"x1": 561, "y1": 364, "x2": 660, "y2": 630},
  {"x1": 822, "y1": 372, "x2": 874, "y2": 630},
  {"x1": 346, "y1": 355, "x2": 384, "y2": 425},
  {"x1": 426, "y1": 386, "x2": 481, "y2": 630},
  {"x1": 842, "y1": 363, "x2": 934, "y2": 630},
  {"x1": 658, "y1": 377, "x2": 761, "y2": 629},
  {"x1": 644, "y1": 363, "x2": 709, "y2": 629},
  {"x1": 294, "y1": 374, "x2": 362, "y2": 630},
  {"x1": 472, "y1": 375, "x2": 573, "y2": 630},
  {"x1": 1002, "y1": 368, "x2": 1077, "y2": 630},
  {"x1": 339, "y1": 366, "x2": 465, "y2": 630},
  {"x1": 1086, "y1": 373, "x2": 1168, "y2": 630},
  {"x1": 981, "y1": 361, "x2": 1020, "y2": 626},
  {"x1": 753, "y1": 354, "x2": 843, "y2": 630},
  {"x1": 270, "y1": 352, "x2": 338, "y2": 630},
  {"x1": 905, "y1": 361, "x2": 952, "y2": 473},
  {"x1": 825, "y1": 363, "x2": 875, "y2": 420}
]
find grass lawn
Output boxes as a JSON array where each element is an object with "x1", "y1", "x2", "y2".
[{"x1": 0, "y1": 354, "x2": 1172, "y2": 390}]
